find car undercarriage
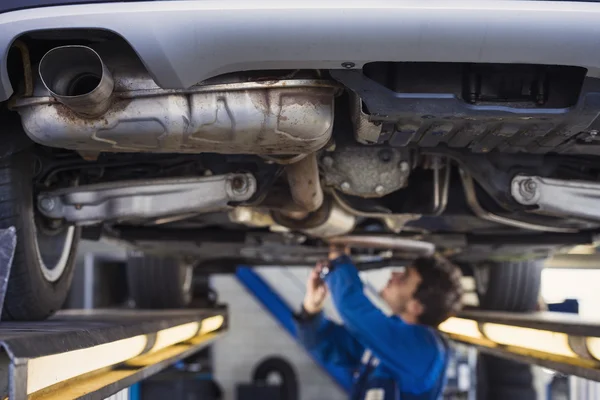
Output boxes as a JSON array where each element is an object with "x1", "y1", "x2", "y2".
[
  {"x1": 10, "y1": 37, "x2": 600, "y2": 257},
  {"x1": 2, "y1": 3, "x2": 600, "y2": 318}
]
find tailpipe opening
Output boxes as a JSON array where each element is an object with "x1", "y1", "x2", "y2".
[{"x1": 39, "y1": 45, "x2": 114, "y2": 117}]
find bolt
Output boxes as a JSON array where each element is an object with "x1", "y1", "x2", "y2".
[
  {"x1": 322, "y1": 156, "x2": 334, "y2": 168},
  {"x1": 375, "y1": 185, "x2": 385, "y2": 195},
  {"x1": 400, "y1": 161, "x2": 410, "y2": 172},
  {"x1": 378, "y1": 149, "x2": 393, "y2": 163},
  {"x1": 340, "y1": 181, "x2": 351, "y2": 191},
  {"x1": 518, "y1": 178, "x2": 538, "y2": 201},
  {"x1": 523, "y1": 179, "x2": 538, "y2": 193},
  {"x1": 231, "y1": 176, "x2": 248, "y2": 194},
  {"x1": 39, "y1": 197, "x2": 55, "y2": 212},
  {"x1": 341, "y1": 62, "x2": 356, "y2": 69}
]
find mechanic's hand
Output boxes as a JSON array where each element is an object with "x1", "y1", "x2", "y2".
[{"x1": 303, "y1": 261, "x2": 329, "y2": 315}]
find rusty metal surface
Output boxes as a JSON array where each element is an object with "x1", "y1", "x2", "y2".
[
  {"x1": 286, "y1": 153, "x2": 323, "y2": 212},
  {"x1": 272, "y1": 197, "x2": 356, "y2": 238},
  {"x1": 39, "y1": 46, "x2": 114, "y2": 117},
  {"x1": 350, "y1": 94, "x2": 382, "y2": 144},
  {"x1": 14, "y1": 47, "x2": 338, "y2": 154},
  {"x1": 300, "y1": 202, "x2": 355, "y2": 238}
]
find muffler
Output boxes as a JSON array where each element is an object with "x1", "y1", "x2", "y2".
[
  {"x1": 39, "y1": 45, "x2": 113, "y2": 117},
  {"x1": 15, "y1": 45, "x2": 337, "y2": 154}
]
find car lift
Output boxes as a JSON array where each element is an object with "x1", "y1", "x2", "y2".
[
  {"x1": 0, "y1": 222, "x2": 599, "y2": 399},
  {"x1": 440, "y1": 310, "x2": 600, "y2": 382},
  {"x1": 237, "y1": 267, "x2": 600, "y2": 393},
  {"x1": 0, "y1": 228, "x2": 228, "y2": 400}
]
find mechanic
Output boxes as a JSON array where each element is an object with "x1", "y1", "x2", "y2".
[{"x1": 295, "y1": 247, "x2": 463, "y2": 400}]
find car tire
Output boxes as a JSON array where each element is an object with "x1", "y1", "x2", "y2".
[
  {"x1": 484, "y1": 356, "x2": 533, "y2": 386},
  {"x1": 478, "y1": 358, "x2": 536, "y2": 400},
  {"x1": 474, "y1": 260, "x2": 543, "y2": 311},
  {"x1": 475, "y1": 260, "x2": 539, "y2": 400},
  {"x1": 488, "y1": 386, "x2": 537, "y2": 400},
  {"x1": 0, "y1": 151, "x2": 80, "y2": 320},
  {"x1": 127, "y1": 254, "x2": 194, "y2": 308}
]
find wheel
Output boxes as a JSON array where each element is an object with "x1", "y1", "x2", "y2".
[
  {"x1": 477, "y1": 354, "x2": 536, "y2": 400},
  {"x1": 484, "y1": 356, "x2": 533, "y2": 387},
  {"x1": 126, "y1": 254, "x2": 194, "y2": 308},
  {"x1": 0, "y1": 151, "x2": 80, "y2": 320},
  {"x1": 474, "y1": 260, "x2": 540, "y2": 400},
  {"x1": 473, "y1": 260, "x2": 543, "y2": 312},
  {"x1": 489, "y1": 386, "x2": 537, "y2": 400}
]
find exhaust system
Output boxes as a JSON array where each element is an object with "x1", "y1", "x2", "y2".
[
  {"x1": 286, "y1": 153, "x2": 324, "y2": 213},
  {"x1": 328, "y1": 235, "x2": 435, "y2": 256},
  {"x1": 17, "y1": 45, "x2": 337, "y2": 154},
  {"x1": 39, "y1": 45, "x2": 113, "y2": 117}
]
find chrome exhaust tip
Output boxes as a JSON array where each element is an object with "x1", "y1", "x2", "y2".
[{"x1": 39, "y1": 45, "x2": 113, "y2": 117}]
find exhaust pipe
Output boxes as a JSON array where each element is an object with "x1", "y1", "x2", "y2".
[
  {"x1": 39, "y1": 45, "x2": 113, "y2": 117},
  {"x1": 286, "y1": 153, "x2": 324, "y2": 213},
  {"x1": 328, "y1": 235, "x2": 435, "y2": 256}
]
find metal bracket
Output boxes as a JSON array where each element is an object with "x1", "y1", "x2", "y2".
[
  {"x1": 37, "y1": 173, "x2": 257, "y2": 225},
  {"x1": 512, "y1": 174, "x2": 600, "y2": 222}
]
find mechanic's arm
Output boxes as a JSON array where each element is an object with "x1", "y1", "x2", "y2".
[
  {"x1": 294, "y1": 263, "x2": 364, "y2": 367},
  {"x1": 324, "y1": 256, "x2": 442, "y2": 392}
]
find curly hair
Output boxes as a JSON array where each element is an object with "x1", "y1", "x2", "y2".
[{"x1": 411, "y1": 256, "x2": 463, "y2": 327}]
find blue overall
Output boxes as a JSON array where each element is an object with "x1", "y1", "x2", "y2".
[{"x1": 296, "y1": 256, "x2": 448, "y2": 400}]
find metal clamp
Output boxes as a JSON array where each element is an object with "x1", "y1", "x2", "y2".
[{"x1": 38, "y1": 173, "x2": 257, "y2": 225}]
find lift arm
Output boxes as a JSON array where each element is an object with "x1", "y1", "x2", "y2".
[
  {"x1": 0, "y1": 308, "x2": 227, "y2": 399},
  {"x1": 441, "y1": 310, "x2": 600, "y2": 382}
]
